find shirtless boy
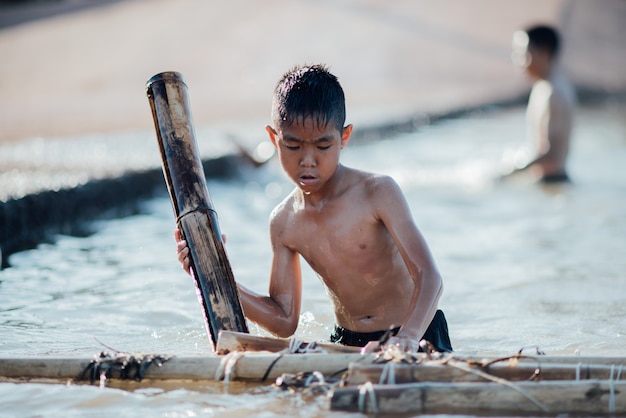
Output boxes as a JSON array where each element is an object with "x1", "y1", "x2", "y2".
[
  {"x1": 504, "y1": 24, "x2": 576, "y2": 183},
  {"x1": 176, "y1": 64, "x2": 452, "y2": 352}
]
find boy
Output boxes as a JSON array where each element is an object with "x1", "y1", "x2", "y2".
[
  {"x1": 176, "y1": 64, "x2": 452, "y2": 352},
  {"x1": 504, "y1": 25, "x2": 576, "y2": 183}
]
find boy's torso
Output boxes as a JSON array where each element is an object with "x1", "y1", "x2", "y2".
[
  {"x1": 527, "y1": 73, "x2": 574, "y2": 177},
  {"x1": 276, "y1": 167, "x2": 415, "y2": 332}
]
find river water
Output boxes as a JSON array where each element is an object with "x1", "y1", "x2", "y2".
[{"x1": 1, "y1": 103, "x2": 625, "y2": 417}]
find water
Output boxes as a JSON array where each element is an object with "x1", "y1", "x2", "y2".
[{"x1": 1, "y1": 104, "x2": 625, "y2": 417}]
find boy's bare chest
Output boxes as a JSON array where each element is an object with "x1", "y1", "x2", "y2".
[{"x1": 287, "y1": 200, "x2": 389, "y2": 265}]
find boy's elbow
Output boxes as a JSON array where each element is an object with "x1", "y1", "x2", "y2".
[
  {"x1": 274, "y1": 329, "x2": 295, "y2": 339},
  {"x1": 268, "y1": 314, "x2": 298, "y2": 339},
  {"x1": 273, "y1": 321, "x2": 298, "y2": 339},
  {"x1": 427, "y1": 269, "x2": 444, "y2": 302},
  {"x1": 435, "y1": 270, "x2": 443, "y2": 290},
  {"x1": 436, "y1": 276, "x2": 444, "y2": 301}
]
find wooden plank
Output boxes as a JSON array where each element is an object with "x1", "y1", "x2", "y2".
[
  {"x1": 216, "y1": 352, "x2": 367, "y2": 382},
  {"x1": 347, "y1": 358, "x2": 626, "y2": 385},
  {"x1": 146, "y1": 71, "x2": 248, "y2": 349},
  {"x1": 330, "y1": 380, "x2": 626, "y2": 415},
  {"x1": 216, "y1": 330, "x2": 360, "y2": 354}
]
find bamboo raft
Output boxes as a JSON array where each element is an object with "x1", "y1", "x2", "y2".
[{"x1": 1, "y1": 331, "x2": 625, "y2": 416}]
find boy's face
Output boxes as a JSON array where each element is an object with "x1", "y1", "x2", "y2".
[
  {"x1": 512, "y1": 31, "x2": 550, "y2": 80},
  {"x1": 266, "y1": 117, "x2": 352, "y2": 195},
  {"x1": 511, "y1": 30, "x2": 531, "y2": 69}
]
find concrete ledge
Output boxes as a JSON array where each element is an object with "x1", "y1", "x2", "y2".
[{"x1": 0, "y1": 154, "x2": 241, "y2": 268}]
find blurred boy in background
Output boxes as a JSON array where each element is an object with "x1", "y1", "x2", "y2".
[{"x1": 503, "y1": 24, "x2": 576, "y2": 183}]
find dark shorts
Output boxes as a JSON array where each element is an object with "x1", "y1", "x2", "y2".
[
  {"x1": 329, "y1": 309, "x2": 453, "y2": 352},
  {"x1": 541, "y1": 172, "x2": 570, "y2": 184}
]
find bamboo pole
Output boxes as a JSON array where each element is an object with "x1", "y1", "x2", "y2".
[
  {"x1": 347, "y1": 358, "x2": 626, "y2": 385},
  {"x1": 0, "y1": 353, "x2": 366, "y2": 382},
  {"x1": 330, "y1": 380, "x2": 626, "y2": 415},
  {"x1": 146, "y1": 72, "x2": 248, "y2": 350}
]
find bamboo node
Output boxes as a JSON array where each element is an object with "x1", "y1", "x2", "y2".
[{"x1": 176, "y1": 206, "x2": 218, "y2": 226}]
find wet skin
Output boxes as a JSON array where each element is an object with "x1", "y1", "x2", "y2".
[{"x1": 177, "y1": 117, "x2": 443, "y2": 347}]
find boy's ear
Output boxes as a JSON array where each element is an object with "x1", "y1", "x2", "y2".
[
  {"x1": 266, "y1": 125, "x2": 278, "y2": 147},
  {"x1": 340, "y1": 124, "x2": 353, "y2": 148}
]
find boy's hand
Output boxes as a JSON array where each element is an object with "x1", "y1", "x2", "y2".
[
  {"x1": 174, "y1": 229, "x2": 191, "y2": 274},
  {"x1": 174, "y1": 229, "x2": 228, "y2": 275},
  {"x1": 360, "y1": 340, "x2": 380, "y2": 354},
  {"x1": 360, "y1": 335, "x2": 421, "y2": 354},
  {"x1": 386, "y1": 335, "x2": 420, "y2": 352}
]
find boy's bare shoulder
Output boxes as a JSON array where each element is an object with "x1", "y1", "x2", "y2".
[
  {"x1": 346, "y1": 167, "x2": 400, "y2": 197},
  {"x1": 344, "y1": 166, "x2": 395, "y2": 189},
  {"x1": 269, "y1": 188, "x2": 297, "y2": 226}
]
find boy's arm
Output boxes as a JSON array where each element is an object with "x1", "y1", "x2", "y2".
[
  {"x1": 236, "y1": 235, "x2": 302, "y2": 338},
  {"x1": 501, "y1": 90, "x2": 571, "y2": 178},
  {"x1": 372, "y1": 177, "x2": 443, "y2": 345},
  {"x1": 176, "y1": 220, "x2": 303, "y2": 339}
]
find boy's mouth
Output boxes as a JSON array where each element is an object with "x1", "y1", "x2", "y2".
[{"x1": 299, "y1": 174, "x2": 317, "y2": 185}]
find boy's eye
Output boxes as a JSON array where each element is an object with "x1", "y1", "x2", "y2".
[
  {"x1": 318, "y1": 145, "x2": 331, "y2": 150},
  {"x1": 284, "y1": 144, "x2": 300, "y2": 150}
]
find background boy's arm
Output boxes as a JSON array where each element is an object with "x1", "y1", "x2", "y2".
[{"x1": 373, "y1": 177, "x2": 443, "y2": 346}]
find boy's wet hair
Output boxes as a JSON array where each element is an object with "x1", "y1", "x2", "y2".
[
  {"x1": 272, "y1": 64, "x2": 346, "y2": 131},
  {"x1": 525, "y1": 25, "x2": 560, "y2": 58}
]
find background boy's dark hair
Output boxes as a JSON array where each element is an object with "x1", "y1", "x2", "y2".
[
  {"x1": 272, "y1": 64, "x2": 346, "y2": 131},
  {"x1": 525, "y1": 25, "x2": 560, "y2": 59}
]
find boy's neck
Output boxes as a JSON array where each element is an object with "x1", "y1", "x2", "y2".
[
  {"x1": 530, "y1": 63, "x2": 553, "y2": 83},
  {"x1": 535, "y1": 55, "x2": 559, "y2": 82},
  {"x1": 297, "y1": 164, "x2": 346, "y2": 208}
]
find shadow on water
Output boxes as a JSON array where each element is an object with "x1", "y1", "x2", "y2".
[
  {"x1": 0, "y1": 0, "x2": 127, "y2": 30},
  {"x1": 0, "y1": 155, "x2": 241, "y2": 269}
]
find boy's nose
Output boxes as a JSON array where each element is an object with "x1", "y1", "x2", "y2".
[{"x1": 300, "y1": 149, "x2": 316, "y2": 166}]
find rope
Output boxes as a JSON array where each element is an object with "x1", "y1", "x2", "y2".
[
  {"x1": 99, "y1": 371, "x2": 107, "y2": 389},
  {"x1": 261, "y1": 354, "x2": 283, "y2": 382},
  {"x1": 379, "y1": 361, "x2": 396, "y2": 385},
  {"x1": 304, "y1": 371, "x2": 326, "y2": 386},
  {"x1": 608, "y1": 365, "x2": 617, "y2": 415},
  {"x1": 446, "y1": 359, "x2": 550, "y2": 413},
  {"x1": 286, "y1": 337, "x2": 326, "y2": 354},
  {"x1": 260, "y1": 337, "x2": 326, "y2": 383},
  {"x1": 215, "y1": 351, "x2": 244, "y2": 383},
  {"x1": 176, "y1": 206, "x2": 217, "y2": 226},
  {"x1": 607, "y1": 364, "x2": 623, "y2": 415},
  {"x1": 223, "y1": 352, "x2": 244, "y2": 384},
  {"x1": 358, "y1": 381, "x2": 378, "y2": 414}
]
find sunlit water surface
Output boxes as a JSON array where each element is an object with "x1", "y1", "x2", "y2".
[{"x1": 1, "y1": 104, "x2": 625, "y2": 417}]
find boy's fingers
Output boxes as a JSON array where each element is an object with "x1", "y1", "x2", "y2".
[{"x1": 360, "y1": 341, "x2": 380, "y2": 354}]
